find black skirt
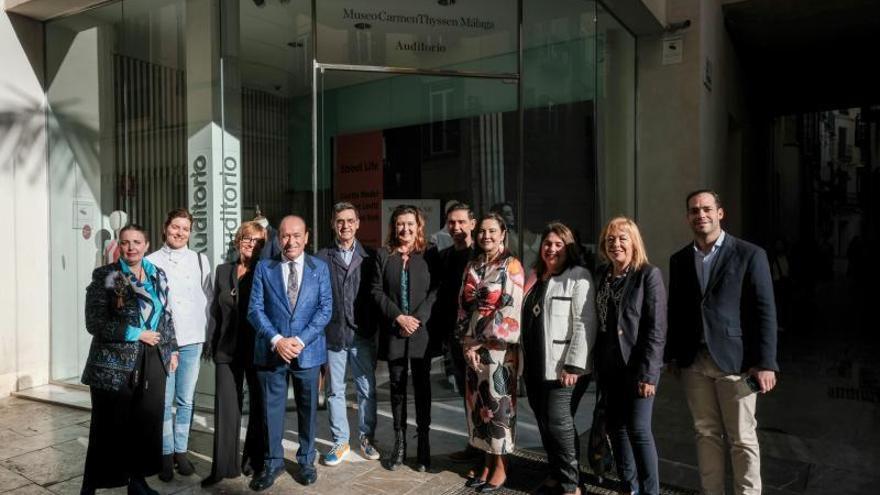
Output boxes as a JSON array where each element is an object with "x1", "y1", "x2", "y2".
[{"x1": 82, "y1": 345, "x2": 166, "y2": 489}]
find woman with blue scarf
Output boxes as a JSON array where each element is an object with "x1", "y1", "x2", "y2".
[{"x1": 80, "y1": 224, "x2": 178, "y2": 495}]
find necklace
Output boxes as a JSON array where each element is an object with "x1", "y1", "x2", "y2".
[{"x1": 596, "y1": 267, "x2": 629, "y2": 329}]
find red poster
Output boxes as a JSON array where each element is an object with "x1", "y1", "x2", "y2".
[{"x1": 335, "y1": 131, "x2": 384, "y2": 248}]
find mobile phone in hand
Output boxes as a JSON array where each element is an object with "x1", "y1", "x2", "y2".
[{"x1": 744, "y1": 374, "x2": 762, "y2": 393}]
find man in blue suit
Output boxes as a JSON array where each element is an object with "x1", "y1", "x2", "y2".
[
  {"x1": 667, "y1": 190, "x2": 778, "y2": 495},
  {"x1": 248, "y1": 215, "x2": 332, "y2": 490}
]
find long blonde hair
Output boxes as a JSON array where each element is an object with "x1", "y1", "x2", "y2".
[{"x1": 598, "y1": 216, "x2": 649, "y2": 270}]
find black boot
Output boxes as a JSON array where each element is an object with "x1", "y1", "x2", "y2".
[
  {"x1": 387, "y1": 429, "x2": 406, "y2": 471},
  {"x1": 416, "y1": 430, "x2": 431, "y2": 472},
  {"x1": 158, "y1": 454, "x2": 174, "y2": 482},
  {"x1": 127, "y1": 477, "x2": 158, "y2": 495},
  {"x1": 174, "y1": 452, "x2": 195, "y2": 476}
]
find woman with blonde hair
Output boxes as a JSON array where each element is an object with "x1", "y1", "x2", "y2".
[
  {"x1": 595, "y1": 216, "x2": 667, "y2": 495},
  {"x1": 522, "y1": 221, "x2": 596, "y2": 495},
  {"x1": 372, "y1": 205, "x2": 437, "y2": 471},
  {"x1": 201, "y1": 221, "x2": 267, "y2": 486}
]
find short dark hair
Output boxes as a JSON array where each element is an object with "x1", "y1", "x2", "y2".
[
  {"x1": 333, "y1": 201, "x2": 359, "y2": 219},
  {"x1": 163, "y1": 208, "x2": 193, "y2": 231},
  {"x1": 445, "y1": 202, "x2": 474, "y2": 219},
  {"x1": 685, "y1": 189, "x2": 722, "y2": 209},
  {"x1": 120, "y1": 223, "x2": 149, "y2": 239}
]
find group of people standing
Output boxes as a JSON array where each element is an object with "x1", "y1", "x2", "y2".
[{"x1": 80, "y1": 188, "x2": 778, "y2": 495}]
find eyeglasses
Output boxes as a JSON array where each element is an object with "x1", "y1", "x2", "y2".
[{"x1": 240, "y1": 237, "x2": 264, "y2": 245}]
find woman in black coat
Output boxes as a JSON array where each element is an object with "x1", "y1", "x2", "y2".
[
  {"x1": 81, "y1": 224, "x2": 178, "y2": 495},
  {"x1": 201, "y1": 221, "x2": 268, "y2": 486},
  {"x1": 372, "y1": 205, "x2": 437, "y2": 472},
  {"x1": 595, "y1": 217, "x2": 667, "y2": 495}
]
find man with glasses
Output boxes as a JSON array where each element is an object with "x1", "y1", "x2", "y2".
[
  {"x1": 667, "y1": 190, "x2": 779, "y2": 495},
  {"x1": 316, "y1": 202, "x2": 381, "y2": 466}
]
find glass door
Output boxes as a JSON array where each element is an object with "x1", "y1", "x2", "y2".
[{"x1": 314, "y1": 68, "x2": 522, "y2": 259}]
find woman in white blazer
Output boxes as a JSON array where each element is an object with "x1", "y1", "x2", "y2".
[{"x1": 522, "y1": 222, "x2": 597, "y2": 495}]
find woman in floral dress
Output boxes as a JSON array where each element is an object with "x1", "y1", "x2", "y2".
[{"x1": 458, "y1": 212, "x2": 525, "y2": 493}]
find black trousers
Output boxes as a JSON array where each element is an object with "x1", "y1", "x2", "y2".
[
  {"x1": 388, "y1": 357, "x2": 432, "y2": 432},
  {"x1": 447, "y1": 336, "x2": 467, "y2": 398},
  {"x1": 209, "y1": 361, "x2": 266, "y2": 479},
  {"x1": 526, "y1": 373, "x2": 591, "y2": 494},
  {"x1": 83, "y1": 346, "x2": 165, "y2": 490}
]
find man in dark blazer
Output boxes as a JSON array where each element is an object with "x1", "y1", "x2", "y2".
[
  {"x1": 248, "y1": 215, "x2": 332, "y2": 490},
  {"x1": 425, "y1": 202, "x2": 478, "y2": 463},
  {"x1": 315, "y1": 202, "x2": 381, "y2": 466},
  {"x1": 667, "y1": 190, "x2": 778, "y2": 495}
]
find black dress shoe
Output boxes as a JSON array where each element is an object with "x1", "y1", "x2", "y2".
[
  {"x1": 249, "y1": 467, "x2": 284, "y2": 492},
  {"x1": 297, "y1": 466, "x2": 318, "y2": 486},
  {"x1": 478, "y1": 479, "x2": 506, "y2": 493},
  {"x1": 464, "y1": 477, "x2": 487, "y2": 488},
  {"x1": 200, "y1": 475, "x2": 222, "y2": 488},
  {"x1": 127, "y1": 477, "x2": 158, "y2": 495},
  {"x1": 241, "y1": 457, "x2": 254, "y2": 477}
]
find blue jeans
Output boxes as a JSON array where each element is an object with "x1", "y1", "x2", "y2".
[
  {"x1": 163, "y1": 343, "x2": 202, "y2": 455},
  {"x1": 604, "y1": 372, "x2": 660, "y2": 495},
  {"x1": 327, "y1": 335, "x2": 377, "y2": 444}
]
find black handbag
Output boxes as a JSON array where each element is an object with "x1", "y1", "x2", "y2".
[
  {"x1": 587, "y1": 387, "x2": 615, "y2": 480},
  {"x1": 82, "y1": 341, "x2": 142, "y2": 392}
]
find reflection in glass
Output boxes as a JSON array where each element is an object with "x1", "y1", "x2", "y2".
[{"x1": 317, "y1": 70, "x2": 518, "y2": 251}]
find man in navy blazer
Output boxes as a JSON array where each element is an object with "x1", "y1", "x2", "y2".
[
  {"x1": 248, "y1": 215, "x2": 332, "y2": 490},
  {"x1": 667, "y1": 190, "x2": 778, "y2": 495}
]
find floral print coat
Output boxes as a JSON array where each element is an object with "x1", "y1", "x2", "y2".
[{"x1": 457, "y1": 253, "x2": 524, "y2": 454}]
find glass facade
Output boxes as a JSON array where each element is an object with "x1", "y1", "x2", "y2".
[{"x1": 45, "y1": 0, "x2": 636, "y2": 386}]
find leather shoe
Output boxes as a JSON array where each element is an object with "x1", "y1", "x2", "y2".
[
  {"x1": 464, "y1": 477, "x2": 487, "y2": 488},
  {"x1": 241, "y1": 457, "x2": 254, "y2": 477},
  {"x1": 248, "y1": 467, "x2": 284, "y2": 492},
  {"x1": 200, "y1": 475, "x2": 222, "y2": 488},
  {"x1": 127, "y1": 477, "x2": 158, "y2": 495},
  {"x1": 297, "y1": 466, "x2": 318, "y2": 486},
  {"x1": 478, "y1": 480, "x2": 506, "y2": 493}
]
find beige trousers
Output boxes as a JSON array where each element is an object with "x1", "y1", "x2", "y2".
[{"x1": 682, "y1": 349, "x2": 761, "y2": 495}]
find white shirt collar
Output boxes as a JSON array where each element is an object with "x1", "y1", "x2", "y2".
[
  {"x1": 694, "y1": 230, "x2": 726, "y2": 256},
  {"x1": 161, "y1": 243, "x2": 189, "y2": 254},
  {"x1": 283, "y1": 252, "x2": 305, "y2": 265}
]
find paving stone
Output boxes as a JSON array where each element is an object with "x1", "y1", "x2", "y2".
[
  {"x1": 0, "y1": 464, "x2": 33, "y2": 492},
  {"x1": 5, "y1": 483, "x2": 55, "y2": 495},
  {"x1": 0, "y1": 446, "x2": 85, "y2": 486},
  {"x1": 0, "y1": 425, "x2": 89, "y2": 461},
  {"x1": 44, "y1": 475, "x2": 83, "y2": 495}
]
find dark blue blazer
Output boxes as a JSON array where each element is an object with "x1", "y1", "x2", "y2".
[
  {"x1": 666, "y1": 234, "x2": 779, "y2": 374},
  {"x1": 248, "y1": 254, "x2": 333, "y2": 369},
  {"x1": 596, "y1": 263, "x2": 667, "y2": 385},
  {"x1": 316, "y1": 242, "x2": 378, "y2": 351}
]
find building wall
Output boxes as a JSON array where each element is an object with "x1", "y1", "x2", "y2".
[
  {"x1": 0, "y1": 6, "x2": 51, "y2": 396},
  {"x1": 635, "y1": 0, "x2": 702, "y2": 273},
  {"x1": 637, "y1": 0, "x2": 752, "y2": 277}
]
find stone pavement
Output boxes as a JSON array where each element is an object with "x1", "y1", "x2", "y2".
[{"x1": 2, "y1": 337, "x2": 879, "y2": 495}]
